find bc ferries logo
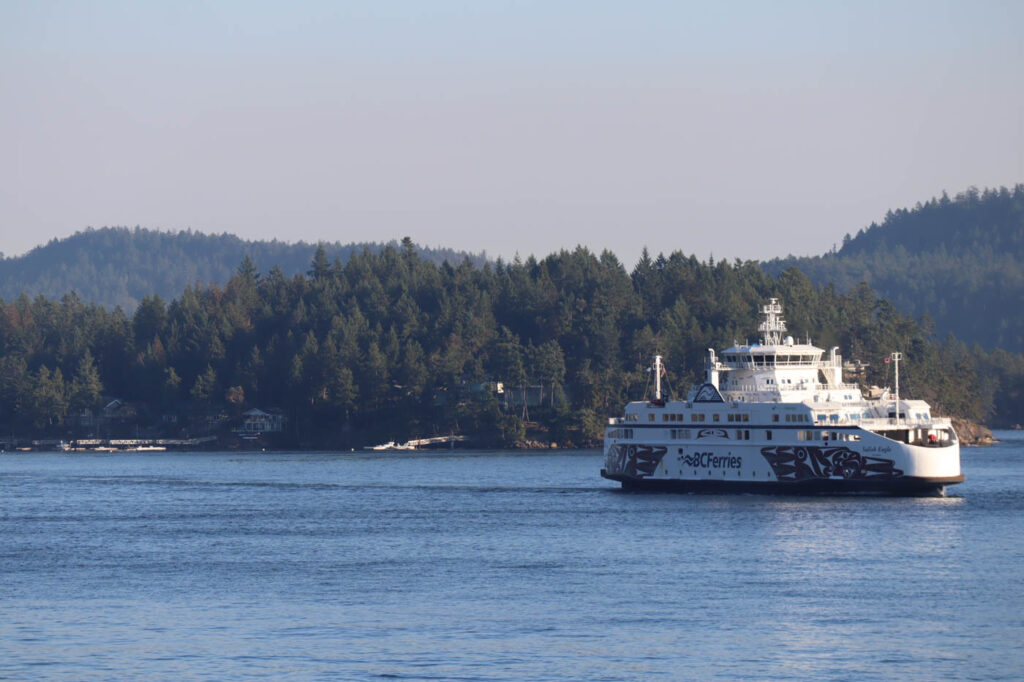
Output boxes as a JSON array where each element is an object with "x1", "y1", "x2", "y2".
[
  {"x1": 696, "y1": 428, "x2": 729, "y2": 439},
  {"x1": 682, "y1": 452, "x2": 742, "y2": 469},
  {"x1": 760, "y1": 446, "x2": 903, "y2": 481}
]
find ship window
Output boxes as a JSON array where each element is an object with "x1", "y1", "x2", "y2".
[
  {"x1": 772, "y1": 414, "x2": 779, "y2": 423},
  {"x1": 766, "y1": 430, "x2": 772, "y2": 440},
  {"x1": 713, "y1": 414, "x2": 720, "y2": 422},
  {"x1": 649, "y1": 414, "x2": 655, "y2": 422},
  {"x1": 742, "y1": 414, "x2": 749, "y2": 422}
]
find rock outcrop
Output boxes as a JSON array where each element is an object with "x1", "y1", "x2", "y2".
[{"x1": 952, "y1": 418, "x2": 995, "y2": 446}]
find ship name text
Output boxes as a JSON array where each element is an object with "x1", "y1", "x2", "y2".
[{"x1": 681, "y1": 452, "x2": 743, "y2": 469}]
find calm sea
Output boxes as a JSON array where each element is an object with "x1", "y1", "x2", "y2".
[{"x1": 2, "y1": 433, "x2": 1023, "y2": 680}]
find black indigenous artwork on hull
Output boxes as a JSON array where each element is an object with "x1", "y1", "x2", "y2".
[
  {"x1": 608, "y1": 444, "x2": 667, "y2": 478},
  {"x1": 760, "y1": 445, "x2": 903, "y2": 481}
]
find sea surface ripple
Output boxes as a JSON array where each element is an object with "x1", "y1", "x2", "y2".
[{"x1": 3, "y1": 434, "x2": 1023, "y2": 680}]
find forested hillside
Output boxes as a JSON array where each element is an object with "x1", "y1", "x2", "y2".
[
  {"x1": 764, "y1": 185, "x2": 1024, "y2": 353},
  {"x1": 2, "y1": 241, "x2": 1021, "y2": 449},
  {"x1": 0, "y1": 227, "x2": 485, "y2": 312}
]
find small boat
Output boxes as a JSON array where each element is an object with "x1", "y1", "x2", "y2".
[{"x1": 365, "y1": 441, "x2": 417, "y2": 451}]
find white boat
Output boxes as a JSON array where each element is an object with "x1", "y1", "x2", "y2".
[
  {"x1": 601, "y1": 299, "x2": 963, "y2": 495},
  {"x1": 366, "y1": 441, "x2": 417, "y2": 451}
]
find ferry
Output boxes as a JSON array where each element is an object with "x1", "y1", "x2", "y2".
[{"x1": 601, "y1": 299, "x2": 963, "y2": 495}]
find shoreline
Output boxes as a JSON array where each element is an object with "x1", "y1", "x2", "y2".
[{"x1": 1, "y1": 419, "x2": 999, "y2": 453}]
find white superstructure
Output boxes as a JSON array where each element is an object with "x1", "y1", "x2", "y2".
[{"x1": 601, "y1": 299, "x2": 963, "y2": 494}]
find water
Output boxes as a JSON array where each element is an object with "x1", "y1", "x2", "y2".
[{"x1": 2, "y1": 434, "x2": 1023, "y2": 680}]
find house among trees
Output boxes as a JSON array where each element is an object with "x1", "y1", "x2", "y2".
[
  {"x1": 236, "y1": 409, "x2": 286, "y2": 436},
  {"x1": 103, "y1": 399, "x2": 138, "y2": 422},
  {"x1": 498, "y1": 384, "x2": 548, "y2": 410}
]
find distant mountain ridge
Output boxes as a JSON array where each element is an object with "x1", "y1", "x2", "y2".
[
  {"x1": 0, "y1": 227, "x2": 486, "y2": 312},
  {"x1": 763, "y1": 184, "x2": 1024, "y2": 353}
]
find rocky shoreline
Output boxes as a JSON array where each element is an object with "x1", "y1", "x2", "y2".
[{"x1": 952, "y1": 418, "x2": 995, "y2": 446}]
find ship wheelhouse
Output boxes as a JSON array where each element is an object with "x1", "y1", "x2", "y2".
[{"x1": 706, "y1": 300, "x2": 845, "y2": 404}]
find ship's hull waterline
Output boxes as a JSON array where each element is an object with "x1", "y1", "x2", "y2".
[{"x1": 601, "y1": 469, "x2": 964, "y2": 495}]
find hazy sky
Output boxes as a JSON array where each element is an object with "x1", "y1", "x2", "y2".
[{"x1": 2, "y1": 1, "x2": 1022, "y2": 267}]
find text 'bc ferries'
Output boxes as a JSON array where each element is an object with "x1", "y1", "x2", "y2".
[{"x1": 602, "y1": 299, "x2": 963, "y2": 495}]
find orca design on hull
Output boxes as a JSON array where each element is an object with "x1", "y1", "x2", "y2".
[
  {"x1": 760, "y1": 445, "x2": 903, "y2": 481},
  {"x1": 607, "y1": 444, "x2": 667, "y2": 478}
]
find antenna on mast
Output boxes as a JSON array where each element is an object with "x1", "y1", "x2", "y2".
[
  {"x1": 891, "y1": 352, "x2": 902, "y2": 425},
  {"x1": 759, "y1": 298, "x2": 787, "y2": 346},
  {"x1": 653, "y1": 355, "x2": 663, "y2": 401}
]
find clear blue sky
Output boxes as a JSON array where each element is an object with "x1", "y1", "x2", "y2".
[{"x1": 2, "y1": 1, "x2": 1021, "y2": 266}]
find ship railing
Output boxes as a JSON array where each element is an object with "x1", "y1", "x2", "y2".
[
  {"x1": 805, "y1": 382, "x2": 862, "y2": 391},
  {"x1": 720, "y1": 359, "x2": 843, "y2": 370},
  {"x1": 855, "y1": 416, "x2": 952, "y2": 429}
]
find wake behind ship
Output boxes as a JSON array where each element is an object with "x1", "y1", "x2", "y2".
[{"x1": 601, "y1": 299, "x2": 963, "y2": 495}]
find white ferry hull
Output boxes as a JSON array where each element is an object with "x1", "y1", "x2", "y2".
[{"x1": 601, "y1": 435, "x2": 963, "y2": 496}]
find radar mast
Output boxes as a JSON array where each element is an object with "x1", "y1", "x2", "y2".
[{"x1": 759, "y1": 298, "x2": 787, "y2": 346}]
